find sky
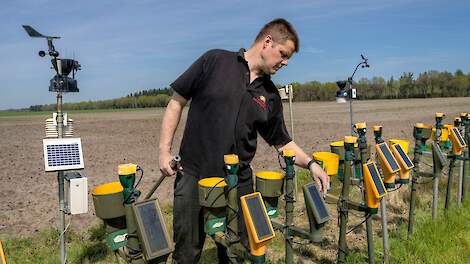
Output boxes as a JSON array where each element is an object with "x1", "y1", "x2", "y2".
[{"x1": 1, "y1": 0, "x2": 469, "y2": 110}]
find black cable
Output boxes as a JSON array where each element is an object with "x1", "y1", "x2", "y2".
[
  {"x1": 387, "y1": 184, "x2": 403, "y2": 193},
  {"x1": 421, "y1": 162, "x2": 433, "y2": 168},
  {"x1": 346, "y1": 214, "x2": 371, "y2": 235},
  {"x1": 205, "y1": 178, "x2": 226, "y2": 201},
  {"x1": 134, "y1": 166, "x2": 144, "y2": 188},
  {"x1": 277, "y1": 149, "x2": 286, "y2": 170}
]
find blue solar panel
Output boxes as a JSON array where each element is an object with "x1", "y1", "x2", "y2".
[
  {"x1": 379, "y1": 143, "x2": 399, "y2": 172},
  {"x1": 245, "y1": 195, "x2": 273, "y2": 240},
  {"x1": 367, "y1": 163, "x2": 386, "y2": 196},
  {"x1": 306, "y1": 184, "x2": 330, "y2": 221},
  {"x1": 394, "y1": 144, "x2": 414, "y2": 168},
  {"x1": 137, "y1": 202, "x2": 169, "y2": 253},
  {"x1": 46, "y1": 143, "x2": 81, "y2": 167},
  {"x1": 452, "y1": 127, "x2": 466, "y2": 146},
  {"x1": 43, "y1": 138, "x2": 84, "y2": 171}
]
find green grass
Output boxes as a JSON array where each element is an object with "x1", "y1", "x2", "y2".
[
  {"x1": 2, "y1": 171, "x2": 469, "y2": 263},
  {"x1": 345, "y1": 199, "x2": 470, "y2": 264},
  {"x1": 2, "y1": 225, "x2": 114, "y2": 264}
]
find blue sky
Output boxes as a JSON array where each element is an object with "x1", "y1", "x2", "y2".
[{"x1": 1, "y1": 0, "x2": 469, "y2": 109}]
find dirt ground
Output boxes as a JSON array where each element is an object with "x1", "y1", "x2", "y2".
[{"x1": 0, "y1": 97, "x2": 468, "y2": 261}]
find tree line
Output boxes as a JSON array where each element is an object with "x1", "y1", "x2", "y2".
[
  {"x1": 29, "y1": 88, "x2": 172, "y2": 111},
  {"x1": 292, "y1": 70, "x2": 470, "y2": 101},
  {"x1": 28, "y1": 70, "x2": 469, "y2": 111}
]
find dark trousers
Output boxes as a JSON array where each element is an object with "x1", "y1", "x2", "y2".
[{"x1": 172, "y1": 171, "x2": 253, "y2": 264}]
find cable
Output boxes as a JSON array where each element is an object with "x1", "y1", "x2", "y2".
[
  {"x1": 205, "y1": 178, "x2": 226, "y2": 201},
  {"x1": 387, "y1": 184, "x2": 403, "y2": 193},
  {"x1": 59, "y1": 216, "x2": 72, "y2": 238},
  {"x1": 421, "y1": 162, "x2": 433, "y2": 168},
  {"x1": 134, "y1": 166, "x2": 144, "y2": 188},
  {"x1": 277, "y1": 149, "x2": 286, "y2": 170},
  {"x1": 346, "y1": 214, "x2": 371, "y2": 235}
]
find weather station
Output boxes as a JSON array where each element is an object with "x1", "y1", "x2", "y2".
[
  {"x1": 23, "y1": 25, "x2": 85, "y2": 264},
  {"x1": 335, "y1": 55, "x2": 370, "y2": 134}
]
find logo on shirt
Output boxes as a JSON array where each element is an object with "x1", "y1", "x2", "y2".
[{"x1": 253, "y1": 95, "x2": 267, "y2": 110}]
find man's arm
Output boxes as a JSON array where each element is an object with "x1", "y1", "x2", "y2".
[
  {"x1": 276, "y1": 141, "x2": 330, "y2": 193},
  {"x1": 159, "y1": 92, "x2": 188, "y2": 177}
]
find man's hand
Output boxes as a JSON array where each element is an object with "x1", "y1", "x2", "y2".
[
  {"x1": 309, "y1": 162, "x2": 330, "y2": 193},
  {"x1": 159, "y1": 151, "x2": 178, "y2": 177},
  {"x1": 158, "y1": 93, "x2": 187, "y2": 177}
]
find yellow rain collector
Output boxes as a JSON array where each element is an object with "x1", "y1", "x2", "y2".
[
  {"x1": 256, "y1": 171, "x2": 284, "y2": 218},
  {"x1": 91, "y1": 182, "x2": 126, "y2": 229},
  {"x1": 312, "y1": 152, "x2": 340, "y2": 176},
  {"x1": 198, "y1": 177, "x2": 227, "y2": 235}
]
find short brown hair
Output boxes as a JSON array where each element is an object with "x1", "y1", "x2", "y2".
[{"x1": 255, "y1": 18, "x2": 299, "y2": 52}]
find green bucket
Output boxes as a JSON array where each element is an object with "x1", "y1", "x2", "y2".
[
  {"x1": 198, "y1": 177, "x2": 227, "y2": 208},
  {"x1": 92, "y1": 182, "x2": 126, "y2": 229}
]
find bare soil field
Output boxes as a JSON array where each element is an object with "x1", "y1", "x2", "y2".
[{"x1": 0, "y1": 97, "x2": 468, "y2": 261}]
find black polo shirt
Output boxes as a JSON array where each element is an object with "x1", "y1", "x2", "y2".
[{"x1": 171, "y1": 49, "x2": 291, "y2": 180}]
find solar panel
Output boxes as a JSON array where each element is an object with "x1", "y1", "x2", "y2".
[
  {"x1": 43, "y1": 138, "x2": 84, "y2": 171},
  {"x1": 367, "y1": 163, "x2": 387, "y2": 196},
  {"x1": 303, "y1": 183, "x2": 330, "y2": 224},
  {"x1": 393, "y1": 144, "x2": 414, "y2": 169},
  {"x1": 133, "y1": 199, "x2": 173, "y2": 260},
  {"x1": 245, "y1": 194, "x2": 274, "y2": 241},
  {"x1": 377, "y1": 143, "x2": 400, "y2": 172},
  {"x1": 452, "y1": 127, "x2": 466, "y2": 147}
]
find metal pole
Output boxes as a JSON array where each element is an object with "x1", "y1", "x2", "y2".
[
  {"x1": 224, "y1": 156, "x2": 240, "y2": 264},
  {"x1": 287, "y1": 84, "x2": 298, "y2": 199},
  {"x1": 445, "y1": 156, "x2": 456, "y2": 211},
  {"x1": 357, "y1": 125, "x2": 374, "y2": 264},
  {"x1": 463, "y1": 123, "x2": 469, "y2": 202},
  {"x1": 457, "y1": 158, "x2": 464, "y2": 207},
  {"x1": 408, "y1": 125, "x2": 424, "y2": 236},
  {"x1": 337, "y1": 137, "x2": 355, "y2": 264},
  {"x1": 372, "y1": 127, "x2": 387, "y2": 263},
  {"x1": 288, "y1": 84, "x2": 294, "y2": 141},
  {"x1": 56, "y1": 93, "x2": 66, "y2": 264},
  {"x1": 283, "y1": 153, "x2": 296, "y2": 264},
  {"x1": 432, "y1": 114, "x2": 444, "y2": 220},
  {"x1": 348, "y1": 97, "x2": 354, "y2": 135}
]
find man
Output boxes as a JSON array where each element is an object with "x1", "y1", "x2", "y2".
[{"x1": 159, "y1": 18, "x2": 329, "y2": 263}]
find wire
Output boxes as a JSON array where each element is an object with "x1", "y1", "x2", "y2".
[
  {"x1": 387, "y1": 184, "x2": 403, "y2": 193},
  {"x1": 134, "y1": 166, "x2": 144, "y2": 188},
  {"x1": 421, "y1": 162, "x2": 433, "y2": 168},
  {"x1": 59, "y1": 216, "x2": 72, "y2": 238},
  {"x1": 346, "y1": 214, "x2": 371, "y2": 235},
  {"x1": 204, "y1": 178, "x2": 226, "y2": 201},
  {"x1": 277, "y1": 149, "x2": 286, "y2": 170}
]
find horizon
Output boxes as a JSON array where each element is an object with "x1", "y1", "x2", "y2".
[{"x1": 1, "y1": 0, "x2": 470, "y2": 110}]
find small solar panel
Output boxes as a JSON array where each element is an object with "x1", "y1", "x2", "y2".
[
  {"x1": 245, "y1": 195, "x2": 274, "y2": 241},
  {"x1": 133, "y1": 199, "x2": 173, "y2": 260},
  {"x1": 303, "y1": 183, "x2": 330, "y2": 224},
  {"x1": 378, "y1": 143, "x2": 400, "y2": 172},
  {"x1": 452, "y1": 127, "x2": 466, "y2": 147},
  {"x1": 393, "y1": 144, "x2": 414, "y2": 169},
  {"x1": 240, "y1": 193, "x2": 275, "y2": 244},
  {"x1": 43, "y1": 138, "x2": 84, "y2": 171},
  {"x1": 367, "y1": 163, "x2": 386, "y2": 196}
]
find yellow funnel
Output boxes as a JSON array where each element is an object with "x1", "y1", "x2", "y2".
[
  {"x1": 388, "y1": 139, "x2": 410, "y2": 154},
  {"x1": 312, "y1": 152, "x2": 340, "y2": 176}
]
